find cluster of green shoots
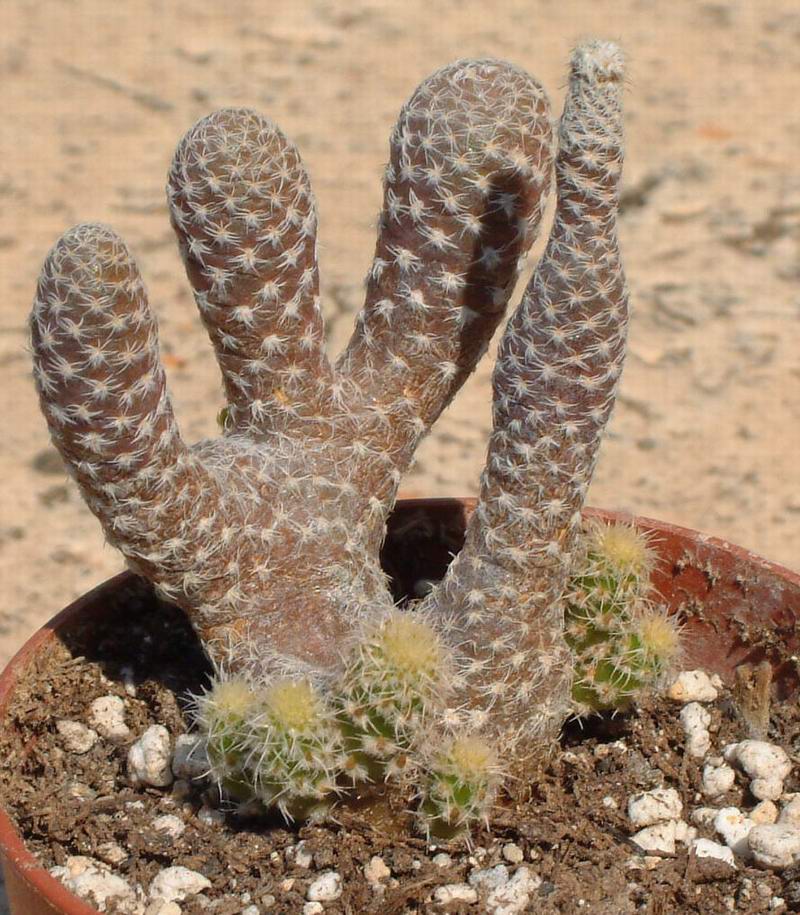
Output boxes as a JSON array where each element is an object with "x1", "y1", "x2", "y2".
[
  {"x1": 565, "y1": 521, "x2": 682, "y2": 717},
  {"x1": 193, "y1": 522, "x2": 680, "y2": 835},
  {"x1": 193, "y1": 612, "x2": 499, "y2": 835}
]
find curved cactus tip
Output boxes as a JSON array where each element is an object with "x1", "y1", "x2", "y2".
[
  {"x1": 419, "y1": 734, "x2": 502, "y2": 840},
  {"x1": 571, "y1": 39, "x2": 625, "y2": 82}
]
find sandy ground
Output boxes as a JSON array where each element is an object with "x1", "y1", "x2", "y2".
[{"x1": 1, "y1": 0, "x2": 799, "y2": 677}]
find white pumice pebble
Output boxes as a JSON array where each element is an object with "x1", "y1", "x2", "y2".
[
  {"x1": 149, "y1": 866, "x2": 211, "y2": 902},
  {"x1": 152, "y1": 814, "x2": 186, "y2": 838},
  {"x1": 748, "y1": 824, "x2": 800, "y2": 869},
  {"x1": 145, "y1": 901, "x2": 182, "y2": 915},
  {"x1": 128, "y1": 725, "x2": 173, "y2": 787},
  {"x1": 674, "y1": 820, "x2": 697, "y2": 844},
  {"x1": 469, "y1": 864, "x2": 509, "y2": 892},
  {"x1": 680, "y1": 703, "x2": 712, "y2": 758},
  {"x1": 307, "y1": 871, "x2": 342, "y2": 901},
  {"x1": 303, "y1": 903, "x2": 323, "y2": 915},
  {"x1": 56, "y1": 719, "x2": 98, "y2": 754},
  {"x1": 433, "y1": 853, "x2": 452, "y2": 868},
  {"x1": 434, "y1": 884, "x2": 479, "y2": 905},
  {"x1": 602, "y1": 796, "x2": 619, "y2": 809},
  {"x1": 692, "y1": 838, "x2": 736, "y2": 868},
  {"x1": 197, "y1": 805, "x2": 225, "y2": 827},
  {"x1": 171, "y1": 734, "x2": 209, "y2": 780},
  {"x1": 751, "y1": 801, "x2": 779, "y2": 825},
  {"x1": 291, "y1": 841, "x2": 313, "y2": 869},
  {"x1": 627, "y1": 788, "x2": 683, "y2": 827},
  {"x1": 752, "y1": 777, "x2": 786, "y2": 802},
  {"x1": 780, "y1": 797, "x2": 800, "y2": 825},
  {"x1": 692, "y1": 807, "x2": 720, "y2": 829},
  {"x1": 502, "y1": 843, "x2": 525, "y2": 864},
  {"x1": 120, "y1": 666, "x2": 137, "y2": 697},
  {"x1": 486, "y1": 867, "x2": 540, "y2": 914},
  {"x1": 630, "y1": 821, "x2": 677, "y2": 855},
  {"x1": 715, "y1": 807, "x2": 754, "y2": 857},
  {"x1": 724, "y1": 741, "x2": 792, "y2": 782},
  {"x1": 668, "y1": 670, "x2": 718, "y2": 703},
  {"x1": 702, "y1": 762, "x2": 736, "y2": 797},
  {"x1": 96, "y1": 841, "x2": 128, "y2": 866},
  {"x1": 50, "y1": 856, "x2": 136, "y2": 910},
  {"x1": 242, "y1": 907, "x2": 259, "y2": 915},
  {"x1": 364, "y1": 855, "x2": 391, "y2": 883},
  {"x1": 89, "y1": 695, "x2": 131, "y2": 744}
]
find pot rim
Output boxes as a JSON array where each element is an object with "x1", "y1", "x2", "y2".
[{"x1": 0, "y1": 499, "x2": 797, "y2": 914}]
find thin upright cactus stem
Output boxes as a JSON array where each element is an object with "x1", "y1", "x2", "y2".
[
  {"x1": 337, "y1": 60, "x2": 554, "y2": 496},
  {"x1": 168, "y1": 111, "x2": 335, "y2": 436},
  {"x1": 422, "y1": 40, "x2": 629, "y2": 755},
  {"x1": 30, "y1": 41, "x2": 633, "y2": 818}
]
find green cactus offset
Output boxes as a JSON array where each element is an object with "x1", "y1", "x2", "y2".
[{"x1": 565, "y1": 521, "x2": 683, "y2": 716}]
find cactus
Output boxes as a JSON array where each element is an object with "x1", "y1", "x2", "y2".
[
  {"x1": 244, "y1": 679, "x2": 346, "y2": 821},
  {"x1": 337, "y1": 612, "x2": 454, "y2": 782},
  {"x1": 193, "y1": 675, "x2": 260, "y2": 801},
  {"x1": 418, "y1": 735, "x2": 502, "y2": 839},
  {"x1": 31, "y1": 40, "x2": 636, "y2": 828},
  {"x1": 565, "y1": 522, "x2": 682, "y2": 715}
]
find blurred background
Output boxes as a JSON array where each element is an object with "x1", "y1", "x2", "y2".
[{"x1": 1, "y1": 0, "x2": 799, "y2": 673}]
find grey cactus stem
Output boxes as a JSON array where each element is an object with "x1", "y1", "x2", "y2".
[
  {"x1": 422, "y1": 40, "x2": 629, "y2": 754},
  {"x1": 30, "y1": 59, "x2": 556, "y2": 684}
]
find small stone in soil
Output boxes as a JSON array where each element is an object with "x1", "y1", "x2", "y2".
[
  {"x1": 171, "y1": 733, "x2": 209, "y2": 780},
  {"x1": 628, "y1": 787, "x2": 683, "y2": 827},
  {"x1": 715, "y1": 807, "x2": 754, "y2": 858},
  {"x1": 692, "y1": 838, "x2": 736, "y2": 868},
  {"x1": 702, "y1": 762, "x2": 736, "y2": 797},
  {"x1": 152, "y1": 814, "x2": 185, "y2": 838},
  {"x1": 364, "y1": 855, "x2": 391, "y2": 883},
  {"x1": 89, "y1": 695, "x2": 131, "y2": 743},
  {"x1": 49, "y1": 856, "x2": 136, "y2": 910},
  {"x1": 680, "y1": 702, "x2": 712, "y2": 757},
  {"x1": 631, "y1": 821, "x2": 678, "y2": 855},
  {"x1": 668, "y1": 670, "x2": 719, "y2": 703},
  {"x1": 469, "y1": 864, "x2": 509, "y2": 893},
  {"x1": 56, "y1": 719, "x2": 98, "y2": 754},
  {"x1": 748, "y1": 824, "x2": 800, "y2": 870},
  {"x1": 149, "y1": 866, "x2": 211, "y2": 903},
  {"x1": 434, "y1": 884, "x2": 479, "y2": 906},
  {"x1": 128, "y1": 725, "x2": 173, "y2": 788},
  {"x1": 306, "y1": 870, "x2": 342, "y2": 902},
  {"x1": 751, "y1": 801, "x2": 780, "y2": 825}
]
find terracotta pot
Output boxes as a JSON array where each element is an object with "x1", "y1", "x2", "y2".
[{"x1": 1, "y1": 498, "x2": 799, "y2": 914}]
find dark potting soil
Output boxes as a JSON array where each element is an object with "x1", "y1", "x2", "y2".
[{"x1": 1, "y1": 581, "x2": 800, "y2": 914}]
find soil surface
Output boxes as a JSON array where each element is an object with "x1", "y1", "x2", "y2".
[
  {"x1": 2, "y1": 0, "x2": 800, "y2": 680},
  {"x1": 1, "y1": 578, "x2": 800, "y2": 914}
]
